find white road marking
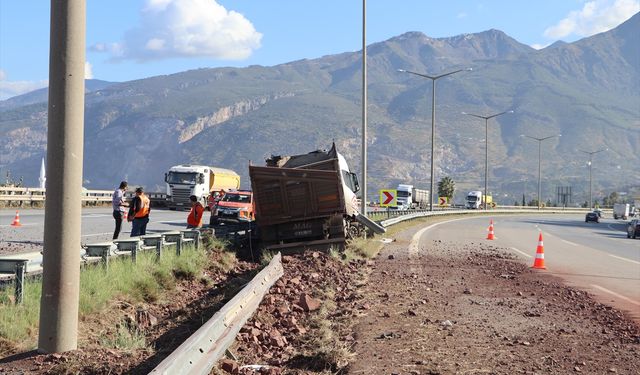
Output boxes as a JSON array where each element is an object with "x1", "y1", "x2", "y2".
[
  {"x1": 560, "y1": 239, "x2": 579, "y2": 246},
  {"x1": 0, "y1": 223, "x2": 38, "y2": 227},
  {"x1": 509, "y1": 247, "x2": 533, "y2": 258},
  {"x1": 607, "y1": 254, "x2": 640, "y2": 265},
  {"x1": 81, "y1": 232, "x2": 113, "y2": 238},
  {"x1": 590, "y1": 284, "x2": 640, "y2": 306},
  {"x1": 409, "y1": 217, "x2": 469, "y2": 256}
]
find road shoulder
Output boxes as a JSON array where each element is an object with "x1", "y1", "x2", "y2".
[{"x1": 349, "y1": 223, "x2": 640, "y2": 374}]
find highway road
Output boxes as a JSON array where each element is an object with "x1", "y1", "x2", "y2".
[
  {"x1": 411, "y1": 214, "x2": 640, "y2": 320},
  {"x1": 0, "y1": 207, "x2": 191, "y2": 254}
]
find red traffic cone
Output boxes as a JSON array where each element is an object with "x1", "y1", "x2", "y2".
[
  {"x1": 123, "y1": 210, "x2": 128, "y2": 221},
  {"x1": 532, "y1": 232, "x2": 546, "y2": 269},
  {"x1": 11, "y1": 211, "x2": 22, "y2": 227},
  {"x1": 486, "y1": 219, "x2": 495, "y2": 240}
]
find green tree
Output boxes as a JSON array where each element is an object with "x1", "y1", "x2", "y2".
[{"x1": 437, "y1": 177, "x2": 455, "y2": 199}]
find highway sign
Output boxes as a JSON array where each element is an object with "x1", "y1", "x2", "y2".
[
  {"x1": 379, "y1": 189, "x2": 397, "y2": 207},
  {"x1": 438, "y1": 197, "x2": 449, "y2": 206}
]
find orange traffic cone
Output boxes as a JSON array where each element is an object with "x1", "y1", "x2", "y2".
[
  {"x1": 532, "y1": 232, "x2": 546, "y2": 269},
  {"x1": 486, "y1": 219, "x2": 495, "y2": 240},
  {"x1": 123, "y1": 210, "x2": 128, "y2": 221},
  {"x1": 10, "y1": 211, "x2": 22, "y2": 227}
]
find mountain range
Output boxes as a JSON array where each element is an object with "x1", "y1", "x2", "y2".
[{"x1": 1, "y1": 13, "x2": 638, "y2": 205}]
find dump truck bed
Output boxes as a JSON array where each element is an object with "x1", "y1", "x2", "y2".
[{"x1": 249, "y1": 163, "x2": 346, "y2": 227}]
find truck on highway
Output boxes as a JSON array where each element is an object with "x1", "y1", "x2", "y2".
[
  {"x1": 249, "y1": 143, "x2": 384, "y2": 251},
  {"x1": 164, "y1": 165, "x2": 240, "y2": 210},
  {"x1": 465, "y1": 190, "x2": 492, "y2": 209},
  {"x1": 613, "y1": 203, "x2": 631, "y2": 220},
  {"x1": 394, "y1": 184, "x2": 429, "y2": 210}
]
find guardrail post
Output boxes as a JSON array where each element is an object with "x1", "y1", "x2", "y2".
[
  {"x1": 176, "y1": 233, "x2": 183, "y2": 256},
  {"x1": 15, "y1": 260, "x2": 27, "y2": 305},
  {"x1": 131, "y1": 242, "x2": 138, "y2": 264},
  {"x1": 194, "y1": 231, "x2": 201, "y2": 250},
  {"x1": 101, "y1": 247, "x2": 109, "y2": 272},
  {"x1": 156, "y1": 240, "x2": 163, "y2": 262}
]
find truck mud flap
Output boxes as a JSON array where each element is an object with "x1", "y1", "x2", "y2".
[{"x1": 356, "y1": 213, "x2": 386, "y2": 234}]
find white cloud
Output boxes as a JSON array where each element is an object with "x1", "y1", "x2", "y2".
[
  {"x1": 0, "y1": 71, "x2": 48, "y2": 100},
  {"x1": 544, "y1": 0, "x2": 640, "y2": 39},
  {"x1": 85, "y1": 62, "x2": 94, "y2": 79},
  {"x1": 91, "y1": 0, "x2": 262, "y2": 62},
  {"x1": 457, "y1": 12, "x2": 468, "y2": 19},
  {"x1": 531, "y1": 43, "x2": 551, "y2": 50}
]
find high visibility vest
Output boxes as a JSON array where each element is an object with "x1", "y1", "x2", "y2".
[
  {"x1": 135, "y1": 194, "x2": 150, "y2": 218},
  {"x1": 188, "y1": 202, "x2": 204, "y2": 226}
]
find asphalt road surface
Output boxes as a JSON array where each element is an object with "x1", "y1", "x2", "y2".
[
  {"x1": 411, "y1": 213, "x2": 640, "y2": 320},
  {"x1": 1, "y1": 207, "x2": 193, "y2": 251}
]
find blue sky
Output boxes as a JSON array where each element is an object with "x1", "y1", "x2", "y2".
[{"x1": 1, "y1": 0, "x2": 638, "y2": 99}]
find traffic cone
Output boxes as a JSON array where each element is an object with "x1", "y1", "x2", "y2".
[
  {"x1": 486, "y1": 219, "x2": 495, "y2": 240},
  {"x1": 532, "y1": 232, "x2": 546, "y2": 269},
  {"x1": 123, "y1": 210, "x2": 128, "y2": 221},
  {"x1": 10, "y1": 211, "x2": 22, "y2": 227}
]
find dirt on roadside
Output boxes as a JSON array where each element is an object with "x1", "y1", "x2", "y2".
[{"x1": 348, "y1": 228, "x2": 640, "y2": 374}]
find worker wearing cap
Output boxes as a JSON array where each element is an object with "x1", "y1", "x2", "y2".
[
  {"x1": 129, "y1": 187, "x2": 151, "y2": 236},
  {"x1": 187, "y1": 195, "x2": 205, "y2": 229}
]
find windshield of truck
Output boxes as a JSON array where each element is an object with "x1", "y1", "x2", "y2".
[
  {"x1": 222, "y1": 193, "x2": 251, "y2": 204},
  {"x1": 166, "y1": 172, "x2": 198, "y2": 184},
  {"x1": 467, "y1": 196, "x2": 478, "y2": 202},
  {"x1": 397, "y1": 191, "x2": 410, "y2": 198}
]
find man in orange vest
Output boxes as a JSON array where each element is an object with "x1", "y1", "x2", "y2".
[
  {"x1": 129, "y1": 187, "x2": 151, "y2": 236},
  {"x1": 187, "y1": 195, "x2": 205, "y2": 229}
]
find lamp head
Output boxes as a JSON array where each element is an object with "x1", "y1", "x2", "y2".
[{"x1": 397, "y1": 69, "x2": 406, "y2": 73}]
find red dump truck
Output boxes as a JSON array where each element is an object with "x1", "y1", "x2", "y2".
[{"x1": 249, "y1": 143, "x2": 384, "y2": 252}]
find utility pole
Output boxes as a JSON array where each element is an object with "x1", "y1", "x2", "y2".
[
  {"x1": 38, "y1": 0, "x2": 86, "y2": 353},
  {"x1": 579, "y1": 148, "x2": 607, "y2": 209}
]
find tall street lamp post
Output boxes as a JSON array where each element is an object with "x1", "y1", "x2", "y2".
[
  {"x1": 579, "y1": 148, "x2": 607, "y2": 209},
  {"x1": 522, "y1": 134, "x2": 562, "y2": 210},
  {"x1": 397, "y1": 68, "x2": 471, "y2": 211},
  {"x1": 462, "y1": 110, "x2": 513, "y2": 210}
]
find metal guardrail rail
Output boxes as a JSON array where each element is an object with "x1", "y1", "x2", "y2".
[
  {"x1": 150, "y1": 252, "x2": 284, "y2": 375},
  {"x1": 378, "y1": 207, "x2": 594, "y2": 227},
  {"x1": 0, "y1": 187, "x2": 167, "y2": 205}
]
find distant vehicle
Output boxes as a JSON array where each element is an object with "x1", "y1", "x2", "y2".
[
  {"x1": 593, "y1": 209, "x2": 604, "y2": 218},
  {"x1": 627, "y1": 219, "x2": 640, "y2": 239},
  {"x1": 394, "y1": 184, "x2": 429, "y2": 210},
  {"x1": 465, "y1": 191, "x2": 492, "y2": 209},
  {"x1": 613, "y1": 203, "x2": 631, "y2": 220},
  {"x1": 211, "y1": 189, "x2": 254, "y2": 225},
  {"x1": 585, "y1": 212, "x2": 600, "y2": 223},
  {"x1": 164, "y1": 165, "x2": 240, "y2": 210}
]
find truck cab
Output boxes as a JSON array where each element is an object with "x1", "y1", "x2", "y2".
[
  {"x1": 165, "y1": 165, "x2": 240, "y2": 210},
  {"x1": 395, "y1": 184, "x2": 414, "y2": 210},
  {"x1": 466, "y1": 191, "x2": 483, "y2": 209}
]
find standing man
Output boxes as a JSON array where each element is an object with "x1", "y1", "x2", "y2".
[
  {"x1": 187, "y1": 195, "x2": 205, "y2": 229},
  {"x1": 129, "y1": 187, "x2": 150, "y2": 236},
  {"x1": 112, "y1": 181, "x2": 129, "y2": 239}
]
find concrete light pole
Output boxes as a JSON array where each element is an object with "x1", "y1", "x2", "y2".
[
  {"x1": 462, "y1": 110, "x2": 513, "y2": 210},
  {"x1": 38, "y1": 0, "x2": 86, "y2": 353},
  {"x1": 361, "y1": 0, "x2": 367, "y2": 216},
  {"x1": 522, "y1": 134, "x2": 562, "y2": 210},
  {"x1": 579, "y1": 148, "x2": 607, "y2": 209},
  {"x1": 397, "y1": 68, "x2": 471, "y2": 211}
]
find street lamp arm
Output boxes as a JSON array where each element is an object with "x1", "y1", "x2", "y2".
[
  {"x1": 579, "y1": 148, "x2": 608, "y2": 156},
  {"x1": 463, "y1": 110, "x2": 513, "y2": 121},
  {"x1": 461, "y1": 112, "x2": 488, "y2": 120},
  {"x1": 398, "y1": 67, "x2": 471, "y2": 81}
]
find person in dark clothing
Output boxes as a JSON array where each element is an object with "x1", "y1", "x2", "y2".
[
  {"x1": 129, "y1": 187, "x2": 151, "y2": 236},
  {"x1": 112, "y1": 181, "x2": 129, "y2": 239}
]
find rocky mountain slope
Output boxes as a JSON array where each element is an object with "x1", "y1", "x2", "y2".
[{"x1": 1, "y1": 13, "x2": 638, "y2": 204}]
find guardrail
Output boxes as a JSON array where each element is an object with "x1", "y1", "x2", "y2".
[
  {"x1": 150, "y1": 252, "x2": 284, "y2": 375},
  {"x1": 0, "y1": 187, "x2": 167, "y2": 206}
]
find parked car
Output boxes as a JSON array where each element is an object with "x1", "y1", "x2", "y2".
[
  {"x1": 627, "y1": 219, "x2": 640, "y2": 239},
  {"x1": 585, "y1": 212, "x2": 600, "y2": 223},
  {"x1": 210, "y1": 189, "x2": 254, "y2": 225}
]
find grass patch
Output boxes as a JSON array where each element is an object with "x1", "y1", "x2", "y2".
[
  {"x1": 0, "y1": 238, "x2": 235, "y2": 352},
  {"x1": 100, "y1": 323, "x2": 149, "y2": 351}
]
